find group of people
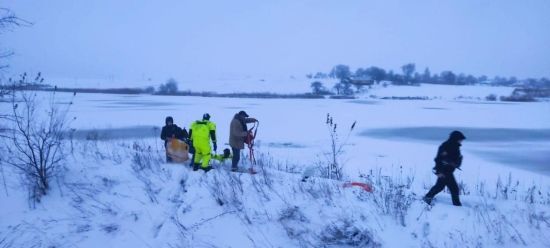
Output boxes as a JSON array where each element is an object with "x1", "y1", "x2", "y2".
[
  {"x1": 162, "y1": 112, "x2": 466, "y2": 206},
  {"x1": 160, "y1": 110, "x2": 257, "y2": 172}
]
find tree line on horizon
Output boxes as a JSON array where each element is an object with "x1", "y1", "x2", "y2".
[{"x1": 307, "y1": 63, "x2": 550, "y2": 89}]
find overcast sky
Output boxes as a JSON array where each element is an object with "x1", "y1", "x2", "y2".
[{"x1": 2, "y1": 0, "x2": 549, "y2": 82}]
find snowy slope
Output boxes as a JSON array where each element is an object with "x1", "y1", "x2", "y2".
[{"x1": 1, "y1": 139, "x2": 549, "y2": 247}]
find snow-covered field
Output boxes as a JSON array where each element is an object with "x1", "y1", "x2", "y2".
[{"x1": 1, "y1": 84, "x2": 549, "y2": 247}]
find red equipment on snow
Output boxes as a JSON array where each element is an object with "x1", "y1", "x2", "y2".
[
  {"x1": 343, "y1": 182, "x2": 374, "y2": 193},
  {"x1": 245, "y1": 121, "x2": 259, "y2": 171}
]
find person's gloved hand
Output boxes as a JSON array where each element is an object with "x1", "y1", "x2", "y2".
[{"x1": 213, "y1": 142, "x2": 217, "y2": 152}]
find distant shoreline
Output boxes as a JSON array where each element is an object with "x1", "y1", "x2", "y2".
[{"x1": 2, "y1": 83, "x2": 549, "y2": 101}]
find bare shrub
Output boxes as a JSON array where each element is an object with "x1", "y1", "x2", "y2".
[
  {"x1": 250, "y1": 172, "x2": 271, "y2": 202},
  {"x1": 485, "y1": 94, "x2": 497, "y2": 101},
  {"x1": 3, "y1": 76, "x2": 73, "y2": 204},
  {"x1": 362, "y1": 168, "x2": 415, "y2": 227},
  {"x1": 130, "y1": 141, "x2": 167, "y2": 203},
  {"x1": 527, "y1": 207, "x2": 550, "y2": 230},
  {"x1": 278, "y1": 206, "x2": 312, "y2": 246},
  {"x1": 205, "y1": 170, "x2": 244, "y2": 210},
  {"x1": 101, "y1": 223, "x2": 120, "y2": 234},
  {"x1": 494, "y1": 173, "x2": 519, "y2": 200},
  {"x1": 1, "y1": 8, "x2": 32, "y2": 71},
  {"x1": 320, "y1": 113, "x2": 356, "y2": 180},
  {"x1": 472, "y1": 173, "x2": 549, "y2": 205},
  {"x1": 473, "y1": 197, "x2": 527, "y2": 246}
]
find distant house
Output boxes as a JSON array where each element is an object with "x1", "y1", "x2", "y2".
[
  {"x1": 478, "y1": 80, "x2": 493, "y2": 86},
  {"x1": 349, "y1": 76, "x2": 375, "y2": 87}
]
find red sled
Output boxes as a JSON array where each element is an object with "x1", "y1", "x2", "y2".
[{"x1": 343, "y1": 182, "x2": 374, "y2": 193}]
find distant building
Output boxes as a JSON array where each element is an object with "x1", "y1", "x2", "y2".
[
  {"x1": 478, "y1": 80, "x2": 493, "y2": 86},
  {"x1": 349, "y1": 76, "x2": 375, "y2": 87}
]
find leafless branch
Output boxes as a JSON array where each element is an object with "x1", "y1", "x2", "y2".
[
  {"x1": 2, "y1": 73, "x2": 73, "y2": 203},
  {"x1": 0, "y1": 8, "x2": 32, "y2": 29}
]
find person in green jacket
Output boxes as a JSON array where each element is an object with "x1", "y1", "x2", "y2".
[{"x1": 189, "y1": 113, "x2": 217, "y2": 172}]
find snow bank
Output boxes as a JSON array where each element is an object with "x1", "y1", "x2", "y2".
[{"x1": 1, "y1": 139, "x2": 549, "y2": 247}]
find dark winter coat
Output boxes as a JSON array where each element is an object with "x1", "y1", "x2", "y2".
[
  {"x1": 160, "y1": 124, "x2": 188, "y2": 147},
  {"x1": 433, "y1": 140, "x2": 463, "y2": 175},
  {"x1": 229, "y1": 114, "x2": 255, "y2": 149}
]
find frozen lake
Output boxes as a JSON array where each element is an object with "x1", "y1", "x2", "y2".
[
  {"x1": 362, "y1": 127, "x2": 550, "y2": 175},
  {"x1": 2, "y1": 88, "x2": 549, "y2": 178}
]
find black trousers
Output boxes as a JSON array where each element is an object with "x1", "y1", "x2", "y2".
[
  {"x1": 231, "y1": 147, "x2": 241, "y2": 169},
  {"x1": 425, "y1": 173, "x2": 461, "y2": 205}
]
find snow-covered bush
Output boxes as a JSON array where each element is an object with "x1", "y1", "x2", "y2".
[
  {"x1": 486, "y1": 93, "x2": 497, "y2": 101},
  {"x1": 279, "y1": 205, "x2": 308, "y2": 222},
  {"x1": 278, "y1": 206, "x2": 311, "y2": 245},
  {"x1": 319, "y1": 217, "x2": 380, "y2": 247},
  {"x1": 362, "y1": 168, "x2": 416, "y2": 226}
]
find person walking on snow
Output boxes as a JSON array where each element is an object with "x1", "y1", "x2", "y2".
[
  {"x1": 229, "y1": 110, "x2": 257, "y2": 172},
  {"x1": 423, "y1": 130, "x2": 466, "y2": 206},
  {"x1": 160, "y1": 116, "x2": 188, "y2": 162},
  {"x1": 189, "y1": 113, "x2": 217, "y2": 172}
]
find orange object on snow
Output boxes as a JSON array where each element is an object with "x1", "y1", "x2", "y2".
[
  {"x1": 167, "y1": 139, "x2": 189, "y2": 162},
  {"x1": 343, "y1": 182, "x2": 374, "y2": 192}
]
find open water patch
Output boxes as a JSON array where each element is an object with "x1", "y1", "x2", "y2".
[
  {"x1": 361, "y1": 127, "x2": 550, "y2": 175},
  {"x1": 70, "y1": 125, "x2": 160, "y2": 140},
  {"x1": 361, "y1": 127, "x2": 550, "y2": 143}
]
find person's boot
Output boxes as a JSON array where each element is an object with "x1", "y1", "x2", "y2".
[
  {"x1": 452, "y1": 195, "x2": 462, "y2": 206},
  {"x1": 203, "y1": 166, "x2": 212, "y2": 173},
  {"x1": 423, "y1": 196, "x2": 433, "y2": 205},
  {"x1": 193, "y1": 163, "x2": 200, "y2": 171}
]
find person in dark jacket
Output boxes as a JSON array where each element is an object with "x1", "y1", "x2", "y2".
[
  {"x1": 160, "y1": 116, "x2": 188, "y2": 162},
  {"x1": 423, "y1": 130, "x2": 466, "y2": 206},
  {"x1": 229, "y1": 111, "x2": 257, "y2": 171}
]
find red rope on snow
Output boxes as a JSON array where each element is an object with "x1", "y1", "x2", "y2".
[{"x1": 343, "y1": 182, "x2": 374, "y2": 192}]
